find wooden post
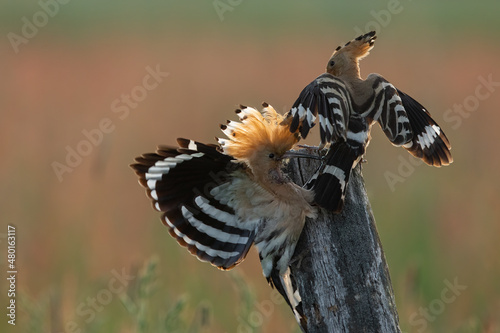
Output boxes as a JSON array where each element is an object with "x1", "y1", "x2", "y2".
[{"x1": 278, "y1": 150, "x2": 401, "y2": 333}]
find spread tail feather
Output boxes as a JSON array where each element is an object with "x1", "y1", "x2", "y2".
[{"x1": 308, "y1": 142, "x2": 360, "y2": 212}]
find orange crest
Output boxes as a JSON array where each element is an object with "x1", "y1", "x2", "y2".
[
  {"x1": 331, "y1": 31, "x2": 377, "y2": 60},
  {"x1": 218, "y1": 103, "x2": 299, "y2": 162},
  {"x1": 326, "y1": 31, "x2": 377, "y2": 77}
]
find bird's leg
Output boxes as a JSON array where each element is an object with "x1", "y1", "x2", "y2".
[
  {"x1": 296, "y1": 144, "x2": 320, "y2": 150},
  {"x1": 297, "y1": 143, "x2": 329, "y2": 158},
  {"x1": 358, "y1": 155, "x2": 368, "y2": 171},
  {"x1": 288, "y1": 244, "x2": 311, "y2": 270}
]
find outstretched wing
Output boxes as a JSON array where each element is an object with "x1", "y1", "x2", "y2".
[
  {"x1": 366, "y1": 74, "x2": 413, "y2": 146},
  {"x1": 284, "y1": 73, "x2": 351, "y2": 144},
  {"x1": 130, "y1": 138, "x2": 257, "y2": 270},
  {"x1": 366, "y1": 74, "x2": 452, "y2": 166},
  {"x1": 396, "y1": 89, "x2": 453, "y2": 166}
]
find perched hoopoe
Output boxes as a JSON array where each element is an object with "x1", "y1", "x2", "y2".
[
  {"x1": 283, "y1": 31, "x2": 453, "y2": 212},
  {"x1": 131, "y1": 103, "x2": 316, "y2": 284}
]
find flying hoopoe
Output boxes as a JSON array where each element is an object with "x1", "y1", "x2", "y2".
[
  {"x1": 283, "y1": 31, "x2": 453, "y2": 212},
  {"x1": 131, "y1": 103, "x2": 316, "y2": 285}
]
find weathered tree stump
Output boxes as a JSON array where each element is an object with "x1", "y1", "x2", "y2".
[{"x1": 279, "y1": 149, "x2": 401, "y2": 333}]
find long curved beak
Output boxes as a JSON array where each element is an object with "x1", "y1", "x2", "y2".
[{"x1": 282, "y1": 151, "x2": 322, "y2": 160}]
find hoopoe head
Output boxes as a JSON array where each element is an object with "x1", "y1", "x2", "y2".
[
  {"x1": 326, "y1": 31, "x2": 377, "y2": 78},
  {"x1": 218, "y1": 103, "x2": 300, "y2": 180}
]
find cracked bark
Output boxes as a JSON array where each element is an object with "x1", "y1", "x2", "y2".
[{"x1": 281, "y1": 149, "x2": 401, "y2": 333}]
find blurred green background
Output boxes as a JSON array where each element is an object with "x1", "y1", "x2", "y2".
[{"x1": 1, "y1": 0, "x2": 499, "y2": 332}]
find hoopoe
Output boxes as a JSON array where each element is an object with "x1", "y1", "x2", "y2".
[
  {"x1": 131, "y1": 103, "x2": 316, "y2": 285},
  {"x1": 283, "y1": 31, "x2": 453, "y2": 212}
]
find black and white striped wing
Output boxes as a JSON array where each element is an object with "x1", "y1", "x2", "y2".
[
  {"x1": 367, "y1": 75, "x2": 413, "y2": 146},
  {"x1": 131, "y1": 138, "x2": 257, "y2": 270},
  {"x1": 286, "y1": 73, "x2": 351, "y2": 144},
  {"x1": 397, "y1": 89, "x2": 453, "y2": 166}
]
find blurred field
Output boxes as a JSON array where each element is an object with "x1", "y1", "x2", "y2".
[{"x1": 1, "y1": 1, "x2": 500, "y2": 332}]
